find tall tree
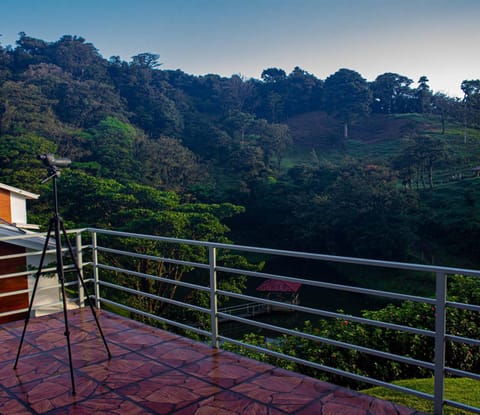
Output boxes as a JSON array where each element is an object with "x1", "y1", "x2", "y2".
[
  {"x1": 261, "y1": 68, "x2": 287, "y2": 83},
  {"x1": 370, "y1": 72, "x2": 413, "y2": 114},
  {"x1": 415, "y1": 76, "x2": 432, "y2": 114},
  {"x1": 431, "y1": 92, "x2": 457, "y2": 134},
  {"x1": 461, "y1": 79, "x2": 480, "y2": 141},
  {"x1": 323, "y1": 68, "x2": 371, "y2": 140}
]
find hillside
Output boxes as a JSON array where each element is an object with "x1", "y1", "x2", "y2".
[
  {"x1": 0, "y1": 33, "x2": 480, "y2": 267},
  {"x1": 287, "y1": 112, "x2": 419, "y2": 147}
]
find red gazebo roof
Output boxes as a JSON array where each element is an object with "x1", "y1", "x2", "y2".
[{"x1": 256, "y1": 279, "x2": 302, "y2": 293}]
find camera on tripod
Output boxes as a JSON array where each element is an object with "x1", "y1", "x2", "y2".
[
  {"x1": 38, "y1": 153, "x2": 72, "y2": 169},
  {"x1": 38, "y1": 154, "x2": 72, "y2": 181}
]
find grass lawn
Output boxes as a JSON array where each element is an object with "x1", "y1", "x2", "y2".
[{"x1": 362, "y1": 377, "x2": 480, "y2": 414}]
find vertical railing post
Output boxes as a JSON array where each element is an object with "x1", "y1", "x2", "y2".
[
  {"x1": 209, "y1": 246, "x2": 219, "y2": 348},
  {"x1": 92, "y1": 231, "x2": 101, "y2": 309},
  {"x1": 434, "y1": 272, "x2": 447, "y2": 415},
  {"x1": 75, "y1": 231, "x2": 84, "y2": 307}
]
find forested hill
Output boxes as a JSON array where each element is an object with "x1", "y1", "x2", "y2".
[{"x1": 2, "y1": 33, "x2": 480, "y2": 266}]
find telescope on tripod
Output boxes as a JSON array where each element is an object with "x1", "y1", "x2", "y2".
[{"x1": 14, "y1": 154, "x2": 111, "y2": 395}]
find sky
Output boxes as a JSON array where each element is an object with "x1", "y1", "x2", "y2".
[{"x1": 0, "y1": 0, "x2": 479, "y2": 97}]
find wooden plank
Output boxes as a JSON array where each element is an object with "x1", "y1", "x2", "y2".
[
  {"x1": 0, "y1": 241, "x2": 29, "y2": 322},
  {"x1": 0, "y1": 188, "x2": 11, "y2": 222}
]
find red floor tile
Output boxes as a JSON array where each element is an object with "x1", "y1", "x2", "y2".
[
  {"x1": 171, "y1": 390, "x2": 288, "y2": 415},
  {"x1": 181, "y1": 351, "x2": 274, "y2": 389},
  {"x1": 118, "y1": 371, "x2": 222, "y2": 414}
]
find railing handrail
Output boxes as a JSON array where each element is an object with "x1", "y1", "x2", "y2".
[
  {"x1": 5, "y1": 226, "x2": 479, "y2": 277},
  {"x1": 85, "y1": 227, "x2": 480, "y2": 277}
]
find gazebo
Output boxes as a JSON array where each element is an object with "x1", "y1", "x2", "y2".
[{"x1": 256, "y1": 279, "x2": 301, "y2": 308}]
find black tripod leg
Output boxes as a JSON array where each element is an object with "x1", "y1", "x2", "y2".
[
  {"x1": 53, "y1": 216, "x2": 76, "y2": 395},
  {"x1": 60, "y1": 222, "x2": 111, "y2": 359},
  {"x1": 14, "y1": 219, "x2": 54, "y2": 369}
]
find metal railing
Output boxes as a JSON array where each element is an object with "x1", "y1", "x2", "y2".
[{"x1": 1, "y1": 227, "x2": 480, "y2": 414}]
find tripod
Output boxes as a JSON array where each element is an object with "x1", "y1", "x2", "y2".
[{"x1": 14, "y1": 160, "x2": 111, "y2": 395}]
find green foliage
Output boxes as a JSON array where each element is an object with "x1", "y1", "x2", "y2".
[
  {"x1": 324, "y1": 68, "x2": 371, "y2": 139},
  {"x1": 134, "y1": 136, "x2": 205, "y2": 191},
  {"x1": 0, "y1": 133, "x2": 56, "y2": 190},
  {"x1": 224, "y1": 275, "x2": 480, "y2": 389},
  {"x1": 0, "y1": 80, "x2": 63, "y2": 136},
  {"x1": 88, "y1": 117, "x2": 141, "y2": 182}
]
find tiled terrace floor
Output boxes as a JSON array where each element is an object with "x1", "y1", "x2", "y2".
[{"x1": 0, "y1": 309, "x2": 426, "y2": 415}]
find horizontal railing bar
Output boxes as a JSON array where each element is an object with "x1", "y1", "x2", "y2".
[
  {"x1": 34, "y1": 299, "x2": 79, "y2": 310},
  {"x1": 98, "y1": 280, "x2": 210, "y2": 315},
  {"x1": 0, "y1": 264, "x2": 78, "y2": 280},
  {"x1": 217, "y1": 311, "x2": 435, "y2": 370},
  {"x1": 218, "y1": 289, "x2": 435, "y2": 338},
  {"x1": 96, "y1": 246, "x2": 210, "y2": 270},
  {"x1": 444, "y1": 399, "x2": 480, "y2": 414},
  {"x1": 0, "y1": 279, "x2": 79, "y2": 299},
  {"x1": 0, "y1": 270, "x2": 38, "y2": 280},
  {"x1": 445, "y1": 334, "x2": 480, "y2": 347},
  {"x1": 219, "y1": 302, "x2": 266, "y2": 313},
  {"x1": 218, "y1": 335, "x2": 435, "y2": 402},
  {"x1": 0, "y1": 296, "x2": 79, "y2": 318},
  {"x1": 85, "y1": 228, "x2": 480, "y2": 277},
  {"x1": 446, "y1": 367, "x2": 480, "y2": 381},
  {"x1": 0, "y1": 249, "x2": 57, "y2": 261},
  {"x1": 96, "y1": 263, "x2": 210, "y2": 293},
  {"x1": 98, "y1": 297, "x2": 210, "y2": 338},
  {"x1": 446, "y1": 300, "x2": 480, "y2": 313},
  {"x1": 0, "y1": 307, "x2": 29, "y2": 317},
  {"x1": 216, "y1": 266, "x2": 437, "y2": 305}
]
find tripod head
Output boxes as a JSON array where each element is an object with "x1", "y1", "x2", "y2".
[{"x1": 38, "y1": 154, "x2": 72, "y2": 182}]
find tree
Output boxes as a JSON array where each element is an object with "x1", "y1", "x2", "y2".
[
  {"x1": 283, "y1": 66, "x2": 323, "y2": 117},
  {"x1": 261, "y1": 67, "x2": 287, "y2": 83},
  {"x1": 56, "y1": 172, "x2": 255, "y2": 327},
  {"x1": 110, "y1": 57, "x2": 183, "y2": 137},
  {"x1": 50, "y1": 35, "x2": 109, "y2": 81},
  {"x1": 22, "y1": 62, "x2": 127, "y2": 128},
  {"x1": 252, "y1": 119, "x2": 292, "y2": 170},
  {"x1": 324, "y1": 69, "x2": 371, "y2": 140},
  {"x1": 415, "y1": 76, "x2": 432, "y2": 114},
  {"x1": 320, "y1": 163, "x2": 419, "y2": 260},
  {"x1": 461, "y1": 79, "x2": 480, "y2": 141},
  {"x1": 0, "y1": 36, "x2": 13, "y2": 83},
  {"x1": 431, "y1": 92, "x2": 457, "y2": 134},
  {"x1": 370, "y1": 72, "x2": 413, "y2": 114},
  {"x1": 134, "y1": 136, "x2": 206, "y2": 191},
  {"x1": 130, "y1": 52, "x2": 161, "y2": 69},
  {"x1": 395, "y1": 135, "x2": 448, "y2": 189},
  {"x1": 88, "y1": 117, "x2": 141, "y2": 183},
  {"x1": 0, "y1": 80, "x2": 63, "y2": 137}
]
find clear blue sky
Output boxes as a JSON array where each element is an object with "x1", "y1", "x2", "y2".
[{"x1": 1, "y1": 0, "x2": 478, "y2": 97}]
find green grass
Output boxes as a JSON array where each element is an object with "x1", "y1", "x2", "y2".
[{"x1": 362, "y1": 377, "x2": 480, "y2": 414}]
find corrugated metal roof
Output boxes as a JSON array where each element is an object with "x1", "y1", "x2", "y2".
[{"x1": 0, "y1": 224, "x2": 54, "y2": 250}]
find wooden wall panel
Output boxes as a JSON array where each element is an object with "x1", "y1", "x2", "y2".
[
  {"x1": 0, "y1": 241, "x2": 29, "y2": 323},
  {"x1": 0, "y1": 188, "x2": 11, "y2": 222},
  {"x1": 0, "y1": 242, "x2": 25, "y2": 274}
]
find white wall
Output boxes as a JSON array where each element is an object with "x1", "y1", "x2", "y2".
[
  {"x1": 10, "y1": 194, "x2": 27, "y2": 224},
  {"x1": 27, "y1": 252, "x2": 63, "y2": 316}
]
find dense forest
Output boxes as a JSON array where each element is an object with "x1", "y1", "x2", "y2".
[{"x1": 2, "y1": 33, "x2": 480, "y2": 269}]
